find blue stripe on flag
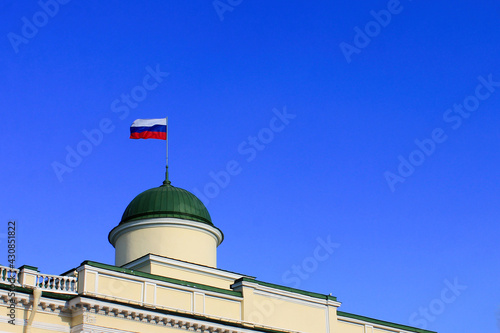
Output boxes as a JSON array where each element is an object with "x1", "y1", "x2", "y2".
[{"x1": 130, "y1": 125, "x2": 166, "y2": 134}]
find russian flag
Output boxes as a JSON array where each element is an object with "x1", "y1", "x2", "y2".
[{"x1": 130, "y1": 118, "x2": 167, "y2": 140}]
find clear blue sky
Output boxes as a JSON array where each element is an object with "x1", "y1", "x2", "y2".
[{"x1": 1, "y1": 1, "x2": 499, "y2": 332}]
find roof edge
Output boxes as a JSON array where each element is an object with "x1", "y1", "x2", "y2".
[
  {"x1": 234, "y1": 277, "x2": 338, "y2": 302},
  {"x1": 80, "y1": 260, "x2": 239, "y2": 297},
  {"x1": 337, "y1": 311, "x2": 437, "y2": 333}
]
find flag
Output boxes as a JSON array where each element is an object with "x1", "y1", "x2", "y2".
[{"x1": 130, "y1": 118, "x2": 167, "y2": 140}]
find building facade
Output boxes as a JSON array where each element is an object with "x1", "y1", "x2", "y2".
[{"x1": 0, "y1": 179, "x2": 435, "y2": 333}]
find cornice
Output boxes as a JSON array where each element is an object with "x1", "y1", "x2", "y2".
[
  {"x1": 0, "y1": 289, "x2": 70, "y2": 316},
  {"x1": 69, "y1": 296, "x2": 298, "y2": 333},
  {"x1": 337, "y1": 312, "x2": 434, "y2": 333},
  {"x1": 0, "y1": 290, "x2": 295, "y2": 333},
  {"x1": 231, "y1": 280, "x2": 341, "y2": 308},
  {"x1": 108, "y1": 217, "x2": 223, "y2": 246}
]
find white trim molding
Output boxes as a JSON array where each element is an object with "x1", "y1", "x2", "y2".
[
  {"x1": 231, "y1": 280, "x2": 341, "y2": 308},
  {"x1": 68, "y1": 296, "x2": 297, "y2": 333},
  {"x1": 123, "y1": 254, "x2": 254, "y2": 283},
  {"x1": 109, "y1": 218, "x2": 224, "y2": 246}
]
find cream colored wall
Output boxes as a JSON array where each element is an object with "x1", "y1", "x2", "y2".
[
  {"x1": 114, "y1": 226, "x2": 218, "y2": 267},
  {"x1": 0, "y1": 265, "x2": 423, "y2": 333},
  {"x1": 81, "y1": 268, "x2": 142, "y2": 303},
  {"x1": 156, "y1": 286, "x2": 192, "y2": 312},
  {"x1": 80, "y1": 267, "x2": 243, "y2": 322},
  {"x1": 0, "y1": 302, "x2": 71, "y2": 333},
  {"x1": 337, "y1": 320, "x2": 366, "y2": 333},
  {"x1": 71, "y1": 313, "x2": 83, "y2": 327},
  {"x1": 81, "y1": 270, "x2": 97, "y2": 294},
  {"x1": 97, "y1": 275, "x2": 143, "y2": 301},
  {"x1": 142, "y1": 262, "x2": 235, "y2": 289},
  {"x1": 204, "y1": 295, "x2": 241, "y2": 320},
  {"x1": 328, "y1": 305, "x2": 339, "y2": 333},
  {"x1": 0, "y1": 290, "x2": 424, "y2": 333},
  {"x1": 248, "y1": 293, "x2": 327, "y2": 333},
  {"x1": 0, "y1": 323, "x2": 56, "y2": 333}
]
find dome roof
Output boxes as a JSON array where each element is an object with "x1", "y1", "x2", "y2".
[{"x1": 120, "y1": 183, "x2": 212, "y2": 225}]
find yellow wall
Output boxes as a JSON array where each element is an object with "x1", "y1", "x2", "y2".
[
  {"x1": 0, "y1": 260, "x2": 424, "y2": 333},
  {"x1": 337, "y1": 320, "x2": 366, "y2": 333},
  {"x1": 205, "y1": 295, "x2": 241, "y2": 320},
  {"x1": 97, "y1": 275, "x2": 143, "y2": 302},
  {"x1": 0, "y1": 290, "x2": 421, "y2": 333},
  {"x1": 142, "y1": 261, "x2": 235, "y2": 290},
  {"x1": 114, "y1": 225, "x2": 218, "y2": 267},
  {"x1": 0, "y1": 302, "x2": 71, "y2": 333},
  {"x1": 249, "y1": 293, "x2": 327, "y2": 333},
  {"x1": 156, "y1": 286, "x2": 192, "y2": 312}
]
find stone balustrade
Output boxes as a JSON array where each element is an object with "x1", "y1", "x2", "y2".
[
  {"x1": 35, "y1": 272, "x2": 77, "y2": 294},
  {"x1": 0, "y1": 266, "x2": 19, "y2": 284},
  {"x1": 0, "y1": 265, "x2": 77, "y2": 294}
]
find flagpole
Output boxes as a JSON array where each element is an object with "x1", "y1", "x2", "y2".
[{"x1": 165, "y1": 117, "x2": 170, "y2": 185}]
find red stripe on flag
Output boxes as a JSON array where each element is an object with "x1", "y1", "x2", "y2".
[{"x1": 130, "y1": 131, "x2": 167, "y2": 140}]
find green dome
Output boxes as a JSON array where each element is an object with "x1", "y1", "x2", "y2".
[{"x1": 120, "y1": 183, "x2": 212, "y2": 225}]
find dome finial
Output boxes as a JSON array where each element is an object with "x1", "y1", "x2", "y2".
[{"x1": 163, "y1": 165, "x2": 171, "y2": 186}]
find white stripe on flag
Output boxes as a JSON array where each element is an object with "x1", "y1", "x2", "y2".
[{"x1": 131, "y1": 118, "x2": 167, "y2": 127}]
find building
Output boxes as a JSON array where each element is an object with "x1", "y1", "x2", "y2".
[{"x1": 0, "y1": 177, "x2": 435, "y2": 333}]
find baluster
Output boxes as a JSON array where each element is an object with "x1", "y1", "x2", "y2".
[{"x1": 0, "y1": 266, "x2": 77, "y2": 293}]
